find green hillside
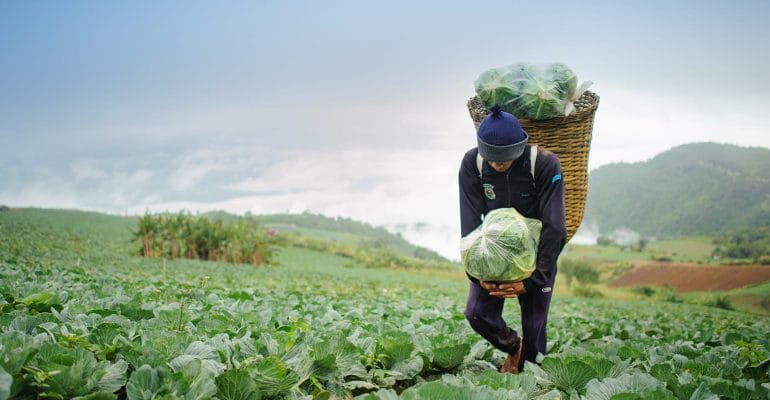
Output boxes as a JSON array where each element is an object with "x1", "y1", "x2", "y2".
[
  {"x1": 0, "y1": 207, "x2": 448, "y2": 264},
  {"x1": 256, "y1": 212, "x2": 447, "y2": 261},
  {"x1": 198, "y1": 210, "x2": 447, "y2": 261},
  {"x1": 584, "y1": 142, "x2": 770, "y2": 237}
]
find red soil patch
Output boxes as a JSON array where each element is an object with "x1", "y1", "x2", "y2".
[{"x1": 609, "y1": 262, "x2": 770, "y2": 292}]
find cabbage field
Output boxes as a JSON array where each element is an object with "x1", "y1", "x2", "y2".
[{"x1": 1, "y1": 209, "x2": 769, "y2": 399}]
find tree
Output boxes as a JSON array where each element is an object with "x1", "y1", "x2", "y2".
[
  {"x1": 558, "y1": 258, "x2": 600, "y2": 288},
  {"x1": 133, "y1": 211, "x2": 160, "y2": 257},
  {"x1": 636, "y1": 238, "x2": 648, "y2": 252},
  {"x1": 596, "y1": 236, "x2": 614, "y2": 246}
]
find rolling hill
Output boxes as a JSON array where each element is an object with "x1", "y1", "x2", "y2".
[
  {"x1": 583, "y1": 142, "x2": 770, "y2": 238},
  {"x1": 198, "y1": 210, "x2": 448, "y2": 261},
  {"x1": 0, "y1": 207, "x2": 448, "y2": 262}
]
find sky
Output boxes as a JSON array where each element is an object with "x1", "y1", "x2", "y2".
[{"x1": 2, "y1": 0, "x2": 769, "y2": 260}]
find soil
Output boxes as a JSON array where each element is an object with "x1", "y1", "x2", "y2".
[{"x1": 609, "y1": 262, "x2": 770, "y2": 292}]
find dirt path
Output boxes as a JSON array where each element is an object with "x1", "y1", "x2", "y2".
[{"x1": 609, "y1": 262, "x2": 770, "y2": 292}]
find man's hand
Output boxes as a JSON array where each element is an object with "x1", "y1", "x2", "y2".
[{"x1": 480, "y1": 280, "x2": 527, "y2": 298}]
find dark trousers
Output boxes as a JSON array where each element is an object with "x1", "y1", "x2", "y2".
[{"x1": 464, "y1": 280, "x2": 553, "y2": 366}]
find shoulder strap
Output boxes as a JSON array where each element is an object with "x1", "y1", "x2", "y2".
[
  {"x1": 476, "y1": 151, "x2": 484, "y2": 178},
  {"x1": 476, "y1": 145, "x2": 538, "y2": 180}
]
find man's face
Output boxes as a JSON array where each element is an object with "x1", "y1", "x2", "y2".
[{"x1": 488, "y1": 160, "x2": 514, "y2": 173}]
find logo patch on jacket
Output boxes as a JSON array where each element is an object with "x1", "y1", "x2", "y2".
[{"x1": 483, "y1": 183, "x2": 496, "y2": 200}]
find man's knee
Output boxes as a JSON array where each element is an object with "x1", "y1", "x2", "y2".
[{"x1": 465, "y1": 305, "x2": 490, "y2": 334}]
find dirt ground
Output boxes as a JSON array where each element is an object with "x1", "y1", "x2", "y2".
[{"x1": 609, "y1": 262, "x2": 770, "y2": 292}]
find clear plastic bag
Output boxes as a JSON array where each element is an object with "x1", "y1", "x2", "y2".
[
  {"x1": 474, "y1": 62, "x2": 592, "y2": 120},
  {"x1": 460, "y1": 208, "x2": 542, "y2": 282}
]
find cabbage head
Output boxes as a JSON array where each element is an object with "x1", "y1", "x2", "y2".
[
  {"x1": 548, "y1": 62, "x2": 578, "y2": 100},
  {"x1": 473, "y1": 66, "x2": 522, "y2": 111},
  {"x1": 461, "y1": 208, "x2": 542, "y2": 282},
  {"x1": 474, "y1": 62, "x2": 580, "y2": 120}
]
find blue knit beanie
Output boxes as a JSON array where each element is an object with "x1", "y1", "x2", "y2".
[{"x1": 477, "y1": 105, "x2": 528, "y2": 161}]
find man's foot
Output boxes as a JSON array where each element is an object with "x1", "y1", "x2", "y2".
[{"x1": 499, "y1": 337, "x2": 523, "y2": 374}]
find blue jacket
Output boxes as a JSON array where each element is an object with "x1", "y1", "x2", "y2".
[{"x1": 459, "y1": 146, "x2": 567, "y2": 293}]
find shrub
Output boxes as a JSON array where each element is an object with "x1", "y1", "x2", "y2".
[
  {"x1": 665, "y1": 292, "x2": 683, "y2": 303},
  {"x1": 712, "y1": 225, "x2": 770, "y2": 262},
  {"x1": 596, "y1": 236, "x2": 614, "y2": 246},
  {"x1": 760, "y1": 295, "x2": 770, "y2": 312},
  {"x1": 632, "y1": 286, "x2": 656, "y2": 297},
  {"x1": 559, "y1": 258, "x2": 600, "y2": 287},
  {"x1": 710, "y1": 296, "x2": 734, "y2": 310},
  {"x1": 756, "y1": 255, "x2": 770, "y2": 265},
  {"x1": 573, "y1": 286, "x2": 604, "y2": 298},
  {"x1": 610, "y1": 262, "x2": 634, "y2": 279}
]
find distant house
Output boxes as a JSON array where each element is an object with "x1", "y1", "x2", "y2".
[{"x1": 0, "y1": 205, "x2": 10, "y2": 212}]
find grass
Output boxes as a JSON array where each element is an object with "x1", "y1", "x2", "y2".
[
  {"x1": 268, "y1": 223, "x2": 367, "y2": 244},
  {"x1": 645, "y1": 236, "x2": 716, "y2": 262},
  {"x1": 277, "y1": 246, "x2": 466, "y2": 291},
  {"x1": 562, "y1": 243, "x2": 653, "y2": 263},
  {"x1": 563, "y1": 236, "x2": 717, "y2": 264},
  {"x1": 730, "y1": 280, "x2": 770, "y2": 297},
  {"x1": 712, "y1": 280, "x2": 770, "y2": 316}
]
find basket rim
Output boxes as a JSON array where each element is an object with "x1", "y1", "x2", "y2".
[{"x1": 468, "y1": 90, "x2": 600, "y2": 124}]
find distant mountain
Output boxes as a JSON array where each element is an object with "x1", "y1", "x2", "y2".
[{"x1": 583, "y1": 142, "x2": 770, "y2": 238}]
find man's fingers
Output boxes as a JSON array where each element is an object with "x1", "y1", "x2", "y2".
[
  {"x1": 497, "y1": 283, "x2": 520, "y2": 290},
  {"x1": 481, "y1": 283, "x2": 500, "y2": 293}
]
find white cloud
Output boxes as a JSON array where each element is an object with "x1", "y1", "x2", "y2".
[
  {"x1": 136, "y1": 146, "x2": 466, "y2": 259},
  {"x1": 0, "y1": 163, "x2": 155, "y2": 214},
  {"x1": 71, "y1": 159, "x2": 107, "y2": 181},
  {"x1": 588, "y1": 83, "x2": 770, "y2": 170},
  {"x1": 1, "y1": 181, "x2": 82, "y2": 210},
  {"x1": 167, "y1": 150, "x2": 229, "y2": 192}
]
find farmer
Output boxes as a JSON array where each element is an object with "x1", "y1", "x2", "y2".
[{"x1": 459, "y1": 105, "x2": 567, "y2": 373}]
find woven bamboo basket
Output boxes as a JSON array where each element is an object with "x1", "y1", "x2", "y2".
[{"x1": 467, "y1": 91, "x2": 600, "y2": 241}]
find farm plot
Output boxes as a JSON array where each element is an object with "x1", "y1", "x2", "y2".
[{"x1": 1, "y1": 212, "x2": 769, "y2": 399}]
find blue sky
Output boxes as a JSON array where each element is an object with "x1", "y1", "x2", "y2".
[{"x1": 2, "y1": 1, "x2": 769, "y2": 258}]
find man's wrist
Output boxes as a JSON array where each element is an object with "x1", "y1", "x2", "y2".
[{"x1": 522, "y1": 279, "x2": 535, "y2": 293}]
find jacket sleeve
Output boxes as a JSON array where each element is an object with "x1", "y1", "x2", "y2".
[
  {"x1": 523, "y1": 151, "x2": 567, "y2": 293},
  {"x1": 459, "y1": 150, "x2": 486, "y2": 237}
]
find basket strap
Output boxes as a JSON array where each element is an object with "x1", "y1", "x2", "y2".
[
  {"x1": 476, "y1": 146, "x2": 538, "y2": 181},
  {"x1": 476, "y1": 151, "x2": 484, "y2": 178}
]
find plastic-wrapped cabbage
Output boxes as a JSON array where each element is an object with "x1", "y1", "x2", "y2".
[
  {"x1": 461, "y1": 208, "x2": 542, "y2": 282},
  {"x1": 473, "y1": 64, "x2": 530, "y2": 112},
  {"x1": 474, "y1": 62, "x2": 589, "y2": 120}
]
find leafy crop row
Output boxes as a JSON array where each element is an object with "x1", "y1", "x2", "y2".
[{"x1": 1, "y1": 209, "x2": 769, "y2": 399}]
